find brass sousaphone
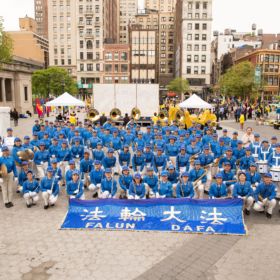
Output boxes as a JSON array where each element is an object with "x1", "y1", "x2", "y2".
[
  {"x1": 110, "y1": 108, "x2": 121, "y2": 121},
  {"x1": 87, "y1": 108, "x2": 100, "y2": 123},
  {"x1": 15, "y1": 151, "x2": 29, "y2": 167},
  {"x1": 158, "y1": 110, "x2": 169, "y2": 125},
  {"x1": 126, "y1": 108, "x2": 141, "y2": 128},
  {"x1": 0, "y1": 164, "x2": 8, "y2": 180},
  {"x1": 175, "y1": 110, "x2": 185, "y2": 125}
]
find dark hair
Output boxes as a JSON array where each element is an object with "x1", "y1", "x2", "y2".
[
  {"x1": 125, "y1": 113, "x2": 128, "y2": 116},
  {"x1": 154, "y1": 112, "x2": 157, "y2": 116}
]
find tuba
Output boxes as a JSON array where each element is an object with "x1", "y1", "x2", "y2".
[
  {"x1": 175, "y1": 110, "x2": 185, "y2": 125},
  {"x1": 158, "y1": 110, "x2": 169, "y2": 125},
  {"x1": 110, "y1": 108, "x2": 121, "y2": 122},
  {"x1": 15, "y1": 151, "x2": 29, "y2": 167},
  {"x1": 87, "y1": 108, "x2": 100, "y2": 123},
  {"x1": 126, "y1": 108, "x2": 141, "y2": 128}
]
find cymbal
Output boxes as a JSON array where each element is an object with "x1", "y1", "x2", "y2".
[
  {"x1": 34, "y1": 146, "x2": 39, "y2": 153},
  {"x1": 0, "y1": 164, "x2": 7, "y2": 180},
  {"x1": 25, "y1": 148, "x2": 34, "y2": 160},
  {"x1": 15, "y1": 151, "x2": 29, "y2": 167}
]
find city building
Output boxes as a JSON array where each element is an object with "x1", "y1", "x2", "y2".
[
  {"x1": 103, "y1": 44, "x2": 130, "y2": 83},
  {"x1": 34, "y1": 0, "x2": 49, "y2": 38},
  {"x1": 235, "y1": 48, "x2": 280, "y2": 100},
  {"x1": 8, "y1": 16, "x2": 49, "y2": 68},
  {"x1": 129, "y1": 25, "x2": 157, "y2": 83},
  {"x1": 0, "y1": 56, "x2": 45, "y2": 113},
  {"x1": 135, "y1": 0, "x2": 176, "y2": 87},
  {"x1": 175, "y1": 0, "x2": 213, "y2": 98},
  {"x1": 48, "y1": 0, "x2": 77, "y2": 78},
  {"x1": 104, "y1": 0, "x2": 118, "y2": 43},
  {"x1": 119, "y1": 0, "x2": 137, "y2": 44}
]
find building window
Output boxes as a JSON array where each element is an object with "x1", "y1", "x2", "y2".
[
  {"x1": 114, "y1": 64, "x2": 119, "y2": 72},
  {"x1": 203, "y1": 23, "x2": 207, "y2": 30},
  {"x1": 187, "y1": 55, "x2": 191, "y2": 62},
  {"x1": 160, "y1": 68, "x2": 165, "y2": 73},
  {"x1": 195, "y1": 13, "x2": 199, "y2": 19},
  {"x1": 80, "y1": 52, "x2": 84, "y2": 59},
  {"x1": 114, "y1": 76, "x2": 119, "y2": 83},
  {"x1": 121, "y1": 52, "x2": 128, "y2": 60},
  {"x1": 24, "y1": 87, "x2": 28, "y2": 101},
  {"x1": 96, "y1": 64, "x2": 100, "y2": 71},
  {"x1": 194, "y1": 55, "x2": 198, "y2": 62},
  {"x1": 53, "y1": 27, "x2": 57, "y2": 33},
  {"x1": 96, "y1": 29, "x2": 100, "y2": 37},
  {"x1": 86, "y1": 17, "x2": 92, "y2": 25},
  {"x1": 274, "y1": 76, "x2": 279, "y2": 86},
  {"x1": 80, "y1": 64, "x2": 84, "y2": 71},
  {"x1": 96, "y1": 40, "x2": 99, "y2": 48},
  {"x1": 79, "y1": 17, "x2": 83, "y2": 24},
  {"x1": 203, "y1": 3, "x2": 207, "y2": 9},
  {"x1": 95, "y1": 5, "x2": 99, "y2": 12},
  {"x1": 196, "y1": 3, "x2": 199, "y2": 9},
  {"x1": 169, "y1": 31, "x2": 173, "y2": 36},
  {"x1": 87, "y1": 64, "x2": 93, "y2": 71},
  {"x1": 187, "y1": 44, "x2": 192, "y2": 51},
  {"x1": 195, "y1": 34, "x2": 199, "y2": 40},
  {"x1": 202, "y1": 55, "x2": 206, "y2": 62},
  {"x1": 87, "y1": 52, "x2": 93, "y2": 59},
  {"x1": 202, "y1": 34, "x2": 207, "y2": 40},
  {"x1": 168, "y1": 54, "x2": 173, "y2": 58},
  {"x1": 187, "y1": 34, "x2": 192, "y2": 40},
  {"x1": 161, "y1": 46, "x2": 166, "y2": 51},
  {"x1": 121, "y1": 77, "x2": 128, "y2": 83},
  {"x1": 202, "y1": 13, "x2": 207, "y2": 19},
  {"x1": 168, "y1": 46, "x2": 173, "y2": 51},
  {"x1": 60, "y1": 5, "x2": 63, "y2": 11},
  {"x1": 194, "y1": 45, "x2": 198, "y2": 51},
  {"x1": 194, "y1": 66, "x2": 198, "y2": 74},
  {"x1": 67, "y1": 48, "x2": 71, "y2": 55},
  {"x1": 60, "y1": 38, "x2": 64, "y2": 44},
  {"x1": 168, "y1": 25, "x2": 174, "y2": 29},
  {"x1": 161, "y1": 17, "x2": 166, "y2": 21},
  {"x1": 201, "y1": 66, "x2": 206, "y2": 74},
  {"x1": 60, "y1": 16, "x2": 64, "y2": 22},
  {"x1": 187, "y1": 66, "x2": 191, "y2": 74},
  {"x1": 54, "y1": 48, "x2": 57, "y2": 54},
  {"x1": 60, "y1": 27, "x2": 64, "y2": 33},
  {"x1": 67, "y1": 5, "x2": 70, "y2": 11},
  {"x1": 161, "y1": 39, "x2": 166, "y2": 43},
  {"x1": 161, "y1": 53, "x2": 166, "y2": 58},
  {"x1": 79, "y1": 30, "x2": 83, "y2": 37},
  {"x1": 187, "y1": 23, "x2": 192, "y2": 30},
  {"x1": 114, "y1": 52, "x2": 119, "y2": 60},
  {"x1": 105, "y1": 64, "x2": 112, "y2": 72},
  {"x1": 87, "y1": 41, "x2": 93, "y2": 49},
  {"x1": 68, "y1": 69, "x2": 72, "y2": 74},
  {"x1": 53, "y1": 16, "x2": 57, "y2": 22},
  {"x1": 61, "y1": 59, "x2": 65, "y2": 65},
  {"x1": 188, "y1": 13, "x2": 192, "y2": 19},
  {"x1": 61, "y1": 48, "x2": 64, "y2": 55},
  {"x1": 67, "y1": 37, "x2": 71, "y2": 44},
  {"x1": 79, "y1": 5, "x2": 83, "y2": 13},
  {"x1": 121, "y1": 64, "x2": 128, "y2": 72},
  {"x1": 188, "y1": 3, "x2": 192, "y2": 9},
  {"x1": 53, "y1": 5, "x2": 56, "y2": 11},
  {"x1": 275, "y1": 65, "x2": 279, "y2": 72},
  {"x1": 169, "y1": 39, "x2": 173, "y2": 44},
  {"x1": 54, "y1": 59, "x2": 58, "y2": 65},
  {"x1": 275, "y1": 55, "x2": 279, "y2": 63},
  {"x1": 270, "y1": 55, "x2": 275, "y2": 63},
  {"x1": 202, "y1": 45, "x2": 206, "y2": 51},
  {"x1": 105, "y1": 77, "x2": 112, "y2": 83},
  {"x1": 68, "y1": 59, "x2": 71, "y2": 65},
  {"x1": 161, "y1": 61, "x2": 166, "y2": 65},
  {"x1": 86, "y1": 29, "x2": 92, "y2": 35},
  {"x1": 161, "y1": 24, "x2": 166, "y2": 29},
  {"x1": 105, "y1": 53, "x2": 112, "y2": 60},
  {"x1": 195, "y1": 24, "x2": 199, "y2": 30},
  {"x1": 80, "y1": 41, "x2": 83, "y2": 48}
]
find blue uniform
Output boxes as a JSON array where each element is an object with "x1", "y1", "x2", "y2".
[
  {"x1": 0, "y1": 155, "x2": 18, "y2": 177},
  {"x1": 214, "y1": 145, "x2": 227, "y2": 159},
  {"x1": 52, "y1": 167, "x2": 62, "y2": 181},
  {"x1": 143, "y1": 150, "x2": 154, "y2": 165},
  {"x1": 103, "y1": 122, "x2": 112, "y2": 130},
  {"x1": 89, "y1": 168, "x2": 104, "y2": 184},
  {"x1": 202, "y1": 135, "x2": 213, "y2": 146},
  {"x1": 123, "y1": 133, "x2": 136, "y2": 146},
  {"x1": 198, "y1": 153, "x2": 214, "y2": 168},
  {"x1": 258, "y1": 147, "x2": 271, "y2": 161},
  {"x1": 219, "y1": 155, "x2": 237, "y2": 171},
  {"x1": 119, "y1": 174, "x2": 133, "y2": 191},
  {"x1": 92, "y1": 149, "x2": 105, "y2": 161},
  {"x1": 57, "y1": 148, "x2": 72, "y2": 162},
  {"x1": 176, "y1": 153, "x2": 190, "y2": 172},
  {"x1": 249, "y1": 141, "x2": 262, "y2": 155},
  {"x1": 80, "y1": 158, "x2": 94, "y2": 179},
  {"x1": 186, "y1": 145, "x2": 201, "y2": 157},
  {"x1": 128, "y1": 181, "x2": 146, "y2": 198},
  {"x1": 87, "y1": 136, "x2": 102, "y2": 150},
  {"x1": 47, "y1": 127, "x2": 56, "y2": 139},
  {"x1": 101, "y1": 177, "x2": 117, "y2": 196},
  {"x1": 165, "y1": 144, "x2": 179, "y2": 161},
  {"x1": 152, "y1": 154, "x2": 168, "y2": 173},
  {"x1": 209, "y1": 183, "x2": 228, "y2": 198},
  {"x1": 34, "y1": 150, "x2": 51, "y2": 166},
  {"x1": 220, "y1": 170, "x2": 237, "y2": 186},
  {"x1": 152, "y1": 138, "x2": 166, "y2": 151},
  {"x1": 254, "y1": 182, "x2": 277, "y2": 202},
  {"x1": 110, "y1": 136, "x2": 122, "y2": 150},
  {"x1": 22, "y1": 179, "x2": 40, "y2": 194},
  {"x1": 30, "y1": 139, "x2": 40, "y2": 148},
  {"x1": 67, "y1": 130, "x2": 76, "y2": 142},
  {"x1": 233, "y1": 147, "x2": 245, "y2": 160},
  {"x1": 132, "y1": 154, "x2": 146, "y2": 172},
  {"x1": 12, "y1": 146, "x2": 26, "y2": 165},
  {"x1": 168, "y1": 170, "x2": 180, "y2": 184},
  {"x1": 32, "y1": 124, "x2": 41, "y2": 133},
  {"x1": 143, "y1": 174, "x2": 159, "y2": 190},
  {"x1": 189, "y1": 168, "x2": 207, "y2": 184},
  {"x1": 19, "y1": 169, "x2": 35, "y2": 186},
  {"x1": 38, "y1": 130, "x2": 50, "y2": 140},
  {"x1": 67, "y1": 180, "x2": 84, "y2": 198},
  {"x1": 245, "y1": 171, "x2": 261, "y2": 186},
  {"x1": 41, "y1": 138, "x2": 52, "y2": 150},
  {"x1": 233, "y1": 181, "x2": 253, "y2": 198},
  {"x1": 154, "y1": 180, "x2": 173, "y2": 197},
  {"x1": 162, "y1": 126, "x2": 170, "y2": 135},
  {"x1": 240, "y1": 155, "x2": 255, "y2": 170},
  {"x1": 101, "y1": 156, "x2": 116, "y2": 169},
  {"x1": 84, "y1": 131, "x2": 94, "y2": 142},
  {"x1": 223, "y1": 136, "x2": 231, "y2": 146},
  {"x1": 175, "y1": 140, "x2": 187, "y2": 150},
  {"x1": 65, "y1": 168, "x2": 79, "y2": 184},
  {"x1": 132, "y1": 138, "x2": 146, "y2": 152},
  {"x1": 176, "y1": 181, "x2": 194, "y2": 198},
  {"x1": 119, "y1": 150, "x2": 131, "y2": 167},
  {"x1": 143, "y1": 132, "x2": 155, "y2": 144},
  {"x1": 209, "y1": 140, "x2": 219, "y2": 154},
  {"x1": 40, "y1": 177, "x2": 59, "y2": 196},
  {"x1": 49, "y1": 144, "x2": 61, "y2": 158},
  {"x1": 71, "y1": 145, "x2": 84, "y2": 160},
  {"x1": 230, "y1": 139, "x2": 239, "y2": 149},
  {"x1": 22, "y1": 143, "x2": 34, "y2": 152},
  {"x1": 268, "y1": 151, "x2": 280, "y2": 167},
  {"x1": 102, "y1": 134, "x2": 113, "y2": 147}
]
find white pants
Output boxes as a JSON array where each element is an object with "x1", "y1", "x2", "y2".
[
  {"x1": 33, "y1": 162, "x2": 39, "y2": 178},
  {"x1": 128, "y1": 195, "x2": 146, "y2": 200},
  {"x1": 253, "y1": 199, "x2": 276, "y2": 214},
  {"x1": 42, "y1": 192, "x2": 58, "y2": 206},
  {"x1": 113, "y1": 150, "x2": 121, "y2": 174},
  {"x1": 103, "y1": 146, "x2": 109, "y2": 156},
  {"x1": 99, "y1": 190, "x2": 117, "y2": 199},
  {"x1": 212, "y1": 166, "x2": 219, "y2": 177},
  {"x1": 228, "y1": 184, "x2": 235, "y2": 197},
  {"x1": 133, "y1": 166, "x2": 145, "y2": 177},
  {"x1": 36, "y1": 162, "x2": 48, "y2": 180},
  {"x1": 189, "y1": 162, "x2": 195, "y2": 172},
  {"x1": 179, "y1": 166, "x2": 188, "y2": 176},
  {"x1": 28, "y1": 160, "x2": 34, "y2": 171},
  {"x1": 68, "y1": 194, "x2": 85, "y2": 200},
  {"x1": 73, "y1": 158, "x2": 80, "y2": 171},
  {"x1": 143, "y1": 162, "x2": 152, "y2": 175},
  {"x1": 172, "y1": 183, "x2": 177, "y2": 197},
  {"x1": 273, "y1": 181, "x2": 280, "y2": 198},
  {"x1": 59, "y1": 161, "x2": 69, "y2": 184},
  {"x1": 243, "y1": 196, "x2": 254, "y2": 211},
  {"x1": 155, "y1": 166, "x2": 163, "y2": 177},
  {"x1": 89, "y1": 183, "x2": 101, "y2": 193},
  {"x1": 23, "y1": 193, "x2": 39, "y2": 205},
  {"x1": 204, "y1": 168, "x2": 212, "y2": 191},
  {"x1": 82, "y1": 172, "x2": 90, "y2": 187},
  {"x1": 144, "y1": 183, "x2": 155, "y2": 198},
  {"x1": 194, "y1": 184, "x2": 204, "y2": 199},
  {"x1": 169, "y1": 156, "x2": 176, "y2": 167},
  {"x1": 0, "y1": 172, "x2": 14, "y2": 204},
  {"x1": 16, "y1": 166, "x2": 23, "y2": 178},
  {"x1": 129, "y1": 147, "x2": 134, "y2": 166}
]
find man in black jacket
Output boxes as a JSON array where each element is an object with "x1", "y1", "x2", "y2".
[
  {"x1": 123, "y1": 113, "x2": 130, "y2": 127},
  {"x1": 100, "y1": 112, "x2": 107, "y2": 126}
]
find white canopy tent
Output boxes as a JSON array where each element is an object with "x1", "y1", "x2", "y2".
[
  {"x1": 45, "y1": 92, "x2": 86, "y2": 107},
  {"x1": 0, "y1": 107, "x2": 10, "y2": 139},
  {"x1": 178, "y1": 94, "x2": 212, "y2": 109}
]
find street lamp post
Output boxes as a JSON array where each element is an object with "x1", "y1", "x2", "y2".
[{"x1": 61, "y1": 81, "x2": 66, "y2": 117}]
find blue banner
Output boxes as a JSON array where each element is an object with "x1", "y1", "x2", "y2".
[{"x1": 59, "y1": 198, "x2": 248, "y2": 235}]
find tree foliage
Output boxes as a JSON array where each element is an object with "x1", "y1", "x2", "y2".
[
  {"x1": 0, "y1": 16, "x2": 14, "y2": 69},
  {"x1": 217, "y1": 61, "x2": 261, "y2": 98},
  {"x1": 32, "y1": 67, "x2": 78, "y2": 97},
  {"x1": 166, "y1": 77, "x2": 190, "y2": 94}
]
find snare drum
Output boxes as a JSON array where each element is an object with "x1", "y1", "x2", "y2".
[
  {"x1": 270, "y1": 169, "x2": 280, "y2": 182},
  {"x1": 257, "y1": 161, "x2": 268, "y2": 174},
  {"x1": 253, "y1": 154, "x2": 259, "y2": 162}
]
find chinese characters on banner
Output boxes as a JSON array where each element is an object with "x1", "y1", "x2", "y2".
[{"x1": 60, "y1": 198, "x2": 248, "y2": 235}]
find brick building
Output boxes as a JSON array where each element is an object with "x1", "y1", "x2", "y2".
[
  {"x1": 103, "y1": 44, "x2": 130, "y2": 83},
  {"x1": 34, "y1": 0, "x2": 48, "y2": 39}
]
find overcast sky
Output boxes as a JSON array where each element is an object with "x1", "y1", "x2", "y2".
[{"x1": 2, "y1": 0, "x2": 280, "y2": 38}]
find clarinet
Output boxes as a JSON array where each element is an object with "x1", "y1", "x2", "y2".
[
  {"x1": 133, "y1": 180, "x2": 137, "y2": 200},
  {"x1": 110, "y1": 177, "x2": 114, "y2": 195},
  {"x1": 153, "y1": 155, "x2": 159, "y2": 173},
  {"x1": 180, "y1": 179, "x2": 184, "y2": 198}
]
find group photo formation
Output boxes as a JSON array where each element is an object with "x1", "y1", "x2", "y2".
[{"x1": 2, "y1": 0, "x2": 280, "y2": 279}]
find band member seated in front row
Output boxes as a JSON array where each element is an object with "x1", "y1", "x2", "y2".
[
  {"x1": 99, "y1": 168, "x2": 117, "y2": 199},
  {"x1": 167, "y1": 165, "x2": 180, "y2": 197},
  {"x1": 40, "y1": 167, "x2": 59, "y2": 210},
  {"x1": 232, "y1": 171, "x2": 254, "y2": 216},
  {"x1": 88, "y1": 160, "x2": 105, "y2": 198},
  {"x1": 66, "y1": 170, "x2": 85, "y2": 200},
  {"x1": 209, "y1": 173, "x2": 228, "y2": 199},
  {"x1": 239, "y1": 148, "x2": 254, "y2": 172},
  {"x1": 143, "y1": 167, "x2": 158, "y2": 199},
  {"x1": 175, "y1": 172, "x2": 194, "y2": 198},
  {"x1": 253, "y1": 173, "x2": 277, "y2": 219},
  {"x1": 22, "y1": 170, "x2": 40, "y2": 208},
  {"x1": 128, "y1": 173, "x2": 147, "y2": 200},
  {"x1": 154, "y1": 171, "x2": 173, "y2": 198},
  {"x1": 245, "y1": 162, "x2": 261, "y2": 193},
  {"x1": 18, "y1": 161, "x2": 35, "y2": 193},
  {"x1": 220, "y1": 162, "x2": 237, "y2": 197},
  {"x1": 119, "y1": 166, "x2": 133, "y2": 199},
  {"x1": 189, "y1": 160, "x2": 207, "y2": 199}
]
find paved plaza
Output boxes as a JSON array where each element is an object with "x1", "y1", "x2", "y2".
[{"x1": 1, "y1": 112, "x2": 280, "y2": 280}]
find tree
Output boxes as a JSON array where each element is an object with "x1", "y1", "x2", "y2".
[
  {"x1": 217, "y1": 61, "x2": 260, "y2": 99},
  {"x1": 32, "y1": 67, "x2": 78, "y2": 97},
  {"x1": 166, "y1": 77, "x2": 190, "y2": 94},
  {"x1": 0, "y1": 16, "x2": 14, "y2": 69}
]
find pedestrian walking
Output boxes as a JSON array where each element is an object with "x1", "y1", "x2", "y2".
[
  {"x1": 248, "y1": 106, "x2": 252, "y2": 119},
  {"x1": 12, "y1": 108, "x2": 19, "y2": 126},
  {"x1": 239, "y1": 113, "x2": 244, "y2": 130},
  {"x1": 255, "y1": 108, "x2": 261, "y2": 125}
]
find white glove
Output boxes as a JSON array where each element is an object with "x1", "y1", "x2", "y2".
[
  {"x1": 210, "y1": 163, "x2": 214, "y2": 167},
  {"x1": 29, "y1": 160, "x2": 33, "y2": 163},
  {"x1": 194, "y1": 155, "x2": 198, "y2": 159},
  {"x1": 14, "y1": 178, "x2": 18, "y2": 182},
  {"x1": 74, "y1": 189, "x2": 79, "y2": 194},
  {"x1": 135, "y1": 195, "x2": 140, "y2": 200},
  {"x1": 263, "y1": 198, "x2": 268, "y2": 204},
  {"x1": 109, "y1": 194, "x2": 112, "y2": 198},
  {"x1": 150, "y1": 191, "x2": 154, "y2": 195},
  {"x1": 255, "y1": 182, "x2": 259, "y2": 187},
  {"x1": 47, "y1": 190, "x2": 52, "y2": 194},
  {"x1": 168, "y1": 161, "x2": 172, "y2": 165},
  {"x1": 212, "y1": 197, "x2": 216, "y2": 199},
  {"x1": 29, "y1": 191, "x2": 32, "y2": 197},
  {"x1": 55, "y1": 175, "x2": 59, "y2": 178},
  {"x1": 87, "y1": 175, "x2": 90, "y2": 179},
  {"x1": 76, "y1": 155, "x2": 79, "y2": 158},
  {"x1": 59, "y1": 162, "x2": 63, "y2": 166},
  {"x1": 162, "y1": 195, "x2": 166, "y2": 198},
  {"x1": 257, "y1": 201, "x2": 264, "y2": 206},
  {"x1": 52, "y1": 155, "x2": 55, "y2": 158},
  {"x1": 40, "y1": 161, "x2": 43, "y2": 165},
  {"x1": 238, "y1": 196, "x2": 242, "y2": 198},
  {"x1": 214, "y1": 159, "x2": 217, "y2": 163},
  {"x1": 0, "y1": 178, "x2": 3, "y2": 183},
  {"x1": 242, "y1": 170, "x2": 245, "y2": 172},
  {"x1": 223, "y1": 181, "x2": 226, "y2": 184},
  {"x1": 220, "y1": 168, "x2": 224, "y2": 172},
  {"x1": 155, "y1": 173, "x2": 159, "y2": 176},
  {"x1": 49, "y1": 195, "x2": 54, "y2": 201},
  {"x1": 31, "y1": 192, "x2": 37, "y2": 197},
  {"x1": 197, "y1": 180, "x2": 202, "y2": 185},
  {"x1": 156, "y1": 193, "x2": 160, "y2": 198}
]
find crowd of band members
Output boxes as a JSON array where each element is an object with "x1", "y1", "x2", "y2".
[{"x1": 0, "y1": 117, "x2": 280, "y2": 219}]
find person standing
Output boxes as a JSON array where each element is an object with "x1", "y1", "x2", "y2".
[
  {"x1": 12, "y1": 108, "x2": 19, "y2": 126},
  {"x1": 99, "y1": 112, "x2": 107, "y2": 126}
]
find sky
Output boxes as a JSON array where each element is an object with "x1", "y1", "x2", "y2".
[{"x1": 1, "y1": 0, "x2": 280, "y2": 38}]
